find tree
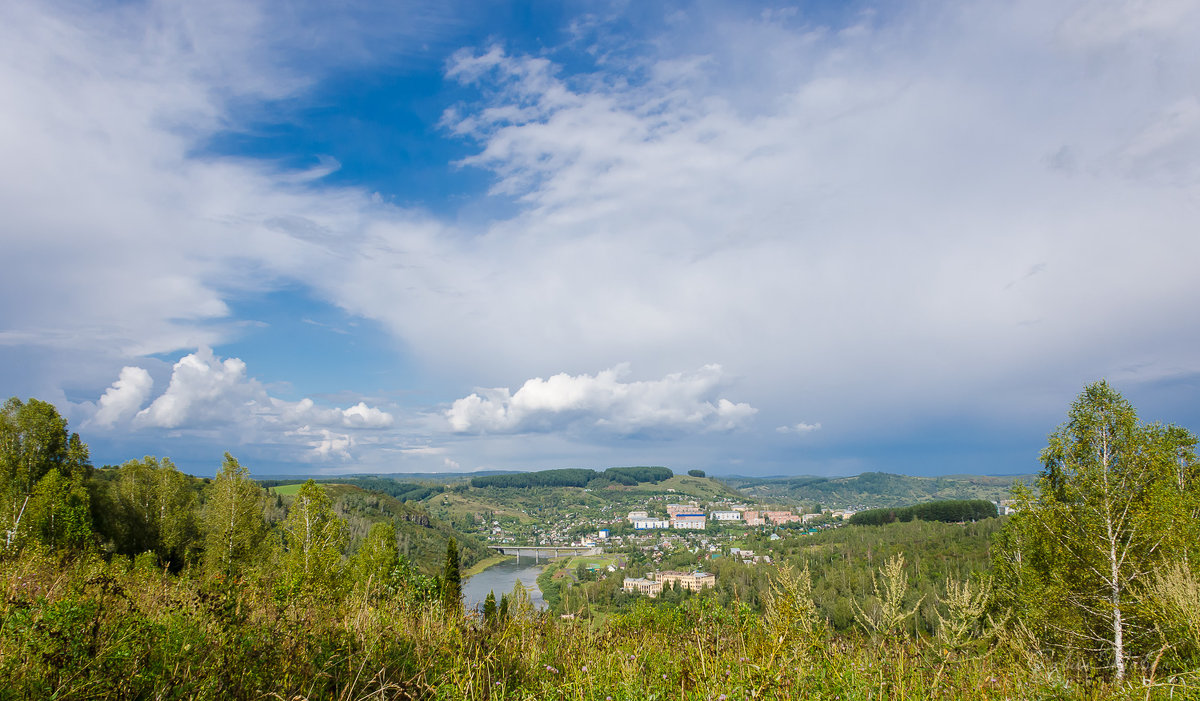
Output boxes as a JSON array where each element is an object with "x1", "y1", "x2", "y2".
[
  {"x1": 442, "y1": 537, "x2": 461, "y2": 613},
  {"x1": 993, "y1": 381, "x2": 1199, "y2": 679},
  {"x1": 27, "y1": 468, "x2": 92, "y2": 550},
  {"x1": 202, "y1": 453, "x2": 266, "y2": 579},
  {"x1": 351, "y1": 521, "x2": 400, "y2": 596},
  {"x1": 111, "y1": 456, "x2": 197, "y2": 566},
  {"x1": 687, "y1": 469, "x2": 706, "y2": 478},
  {"x1": 1, "y1": 398, "x2": 91, "y2": 552},
  {"x1": 483, "y1": 591, "x2": 498, "y2": 626},
  {"x1": 281, "y1": 480, "x2": 348, "y2": 594}
]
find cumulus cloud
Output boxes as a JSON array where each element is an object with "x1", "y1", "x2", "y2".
[
  {"x1": 89, "y1": 366, "x2": 153, "y2": 428},
  {"x1": 777, "y1": 422, "x2": 822, "y2": 434},
  {"x1": 85, "y1": 348, "x2": 394, "y2": 460},
  {"x1": 136, "y1": 348, "x2": 253, "y2": 428},
  {"x1": 446, "y1": 364, "x2": 756, "y2": 435},
  {"x1": 288, "y1": 426, "x2": 355, "y2": 461},
  {"x1": 340, "y1": 402, "x2": 395, "y2": 428}
]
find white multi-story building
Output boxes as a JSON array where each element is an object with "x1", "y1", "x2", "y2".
[
  {"x1": 671, "y1": 513, "x2": 707, "y2": 529},
  {"x1": 633, "y1": 518, "x2": 670, "y2": 530},
  {"x1": 711, "y1": 511, "x2": 742, "y2": 521}
]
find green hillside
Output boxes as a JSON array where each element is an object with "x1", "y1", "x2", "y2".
[
  {"x1": 724, "y1": 471, "x2": 1034, "y2": 508},
  {"x1": 320, "y1": 484, "x2": 490, "y2": 575}
]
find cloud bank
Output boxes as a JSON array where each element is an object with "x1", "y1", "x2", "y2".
[{"x1": 446, "y1": 364, "x2": 756, "y2": 435}]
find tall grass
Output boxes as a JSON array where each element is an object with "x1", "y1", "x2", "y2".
[{"x1": 2, "y1": 550, "x2": 1197, "y2": 700}]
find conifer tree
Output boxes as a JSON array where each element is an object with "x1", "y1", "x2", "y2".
[{"x1": 442, "y1": 537, "x2": 461, "y2": 612}]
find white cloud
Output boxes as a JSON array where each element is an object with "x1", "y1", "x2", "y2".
[
  {"x1": 340, "y1": 402, "x2": 395, "y2": 428},
  {"x1": 89, "y1": 366, "x2": 153, "y2": 428},
  {"x1": 135, "y1": 348, "x2": 251, "y2": 428},
  {"x1": 288, "y1": 426, "x2": 355, "y2": 461},
  {"x1": 84, "y1": 348, "x2": 395, "y2": 461},
  {"x1": 446, "y1": 364, "x2": 756, "y2": 435},
  {"x1": 777, "y1": 422, "x2": 822, "y2": 434},
  {"x1": 6, "y1": 0, "x2": 1200, "y2": 474}
]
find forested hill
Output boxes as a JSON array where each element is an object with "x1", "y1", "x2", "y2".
[
  {"x1": 470, "y1": 466, "x2": 674, "y2": 489},
  {"x1": 724, "y1": 471, "x2": 1033, "y2": 508},
  {"x1": 320, "y1": 484, "x2": 491, "y2": 575}
]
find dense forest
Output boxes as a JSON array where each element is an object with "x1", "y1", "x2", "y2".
[
  {"x1": 260, "y1": 476, "x2": 446, "y2": 503},
  {"x1": 848, "y1": 498, "x2": 998, "y2": 525},
  {"x1": 470, "y1": 466, "x2": 673, "y2": 489},
  {"x1": 2, "y1": 383, "x2": 1199, "y2": 699}
]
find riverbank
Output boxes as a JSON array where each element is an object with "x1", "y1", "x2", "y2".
[{"x1": 463, "y1": 552, "x2": 513, "y2": 577}]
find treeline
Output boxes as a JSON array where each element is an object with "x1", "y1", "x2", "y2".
[
  {"x1": 470, "y1": 465, "x2": 673, "y2": 489},
  {"x1": 259, "y1": 476, "x2": 444, "y2": 502},
  {"x1": 0, "y1": 397, "x2": 483, "y2": 581},
  {"x1": 849, "y1": 499, "x2": 997, "y2": 526}
]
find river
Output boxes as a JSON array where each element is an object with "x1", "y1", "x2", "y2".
[{"x1": 462, "y1": 557, "x2": 548, "y2": 611}]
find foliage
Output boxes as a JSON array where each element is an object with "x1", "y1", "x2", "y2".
[
  {"x1": 993, "y1": 380, "x2": 1200, "y2": 680},
  {"x1": 201, "y1": 453, "x2": 266, "y2": 579},
  {"x1": 852, "y1": 553, "x2": 925, "y2": 637},
  {"x1": 27, "y1": 468, "x2": 92, "y2": 551},
  {"x1": 849, "y1": 499, "x2": 998, "y2": 525},
  {"x1": 471, "y1": 468, "x2": 598, "y2": 489},
  {"x1": 280, "y1": 480, "x2": 349, "y2": 595},
  {"x1": 5, "y1": 547, "x2": 1194, "y2": 700},
  {"x1": 1, "y1": 397, "x2": 90, "y2": 553},
  {"x1": 442, "y1": 537, "x2": 461, "y2": 613},
  {"x1": 260, "y1": 476, "x2": 444, "y2": 502},
  {"x1": 470, "y1": 466, "x2": 673, "y2": 489},
  {"x1": 108, "y1": 456, "x2": 198, "y2": 568},
  {"x1": 728, "y1": 471, "x2": 1034, "y2": 508},
  {"x1": 687, "y1": 468, "x2": 706, "y2": 478}
]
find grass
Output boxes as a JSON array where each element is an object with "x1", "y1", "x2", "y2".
[
  {"x1": 463, "y1": 553, "x2": 514, "y2": 577},
  {"x1": 4, "y1": 550, "x2": 1197, "y2": 700},
  {"x1": 563, "y1": 553, "x2": 621, "y2": 572}
]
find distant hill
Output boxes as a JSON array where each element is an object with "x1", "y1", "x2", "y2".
[
  {"x1": 320, "y1": 484, "x2": 492, "y2": 575},
  {"x1": 722, "y1": 471, "x2": 1034, "y2": 509}
]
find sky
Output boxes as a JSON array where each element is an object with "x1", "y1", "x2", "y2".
[{"x1": 2, "y1": 0, "x2": 1199, "y2": 478}]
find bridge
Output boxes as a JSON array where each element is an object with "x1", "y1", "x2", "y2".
[{"x1": 488, "y1": 545, "x2": 602, "y2": 562}]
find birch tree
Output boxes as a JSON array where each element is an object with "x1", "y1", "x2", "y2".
[
  {"x1": 1, "y1": 398, "x2": 91, "y2": 552},
  {"x1": 202, "y1": 453, "x2": 266, "y2": 579},
  {"x1": 995, "y1": 381, "x2": 1199, "y2": 679},
  {"x1": 282, "y1": 480, "x2": 348, "y2": 595},
  {"x1": 111, "y1": 456, "x2": 197, "y2": 566}
]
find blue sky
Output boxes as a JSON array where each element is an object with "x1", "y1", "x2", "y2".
[{"x1": 3, "y1": 0, "x2": 1199, "y2": 478}]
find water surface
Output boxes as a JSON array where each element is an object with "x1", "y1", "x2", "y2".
[{"x1": 462, "y1": 557, "x2": 547, "y2": 610}]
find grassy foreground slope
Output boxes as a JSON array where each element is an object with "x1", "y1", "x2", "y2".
[{"x1": 3, "y1": 541, "x2": 1192, "y2": 700}]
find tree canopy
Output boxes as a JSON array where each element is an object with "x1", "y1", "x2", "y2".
[{"x1": 993, "y1": 380, "x2": 1200, "y2": 679}]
